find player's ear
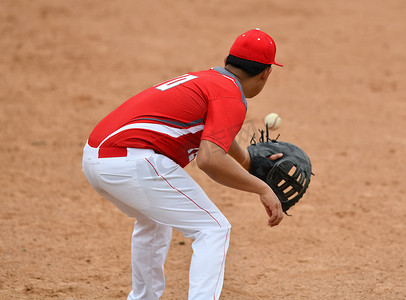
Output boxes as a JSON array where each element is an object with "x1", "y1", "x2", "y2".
[{"x1": 262, "y1": 66, "x2": 272, "y2": 79}]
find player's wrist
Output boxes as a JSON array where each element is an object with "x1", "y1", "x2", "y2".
[{"x1": 256, "y1": 180, "x2": 272, "y2": 196}]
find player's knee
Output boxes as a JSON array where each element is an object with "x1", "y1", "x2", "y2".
[
  {"x1": 200, "y1": 226, "x2": 231, "y2": 254},
  {"x1": 201, "y1": 225, "x2": 231, "y2": 241}
]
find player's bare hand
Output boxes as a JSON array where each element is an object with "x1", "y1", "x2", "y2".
[{"x1": 259, "y1": 187, "x2": 283, "y2": 227}]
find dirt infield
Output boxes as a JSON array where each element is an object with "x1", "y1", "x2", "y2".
[{"x1": 1, "y1": 0, "x2": 405, "y2": 299}]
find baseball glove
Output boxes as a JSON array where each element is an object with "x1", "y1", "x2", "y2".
[{"x1": 247, "y1": 137, "x2": 312, "y2": 213}]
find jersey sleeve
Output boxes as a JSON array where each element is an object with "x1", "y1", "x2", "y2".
[{"x1": 201, "y1": 97, "x2": 246, "y2": 152}]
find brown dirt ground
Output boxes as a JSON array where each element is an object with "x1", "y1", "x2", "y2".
[{"x1": 1, "y1": 0, "x2": 405, "y2": 299}]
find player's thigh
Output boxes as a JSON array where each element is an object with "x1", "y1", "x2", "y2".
[{"x1": 138, "y1": 154, "x2": 231, "y2": 232}]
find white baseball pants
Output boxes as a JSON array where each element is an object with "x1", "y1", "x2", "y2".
[{"x1": 82, "y1": 143, "x2": 231, "y2": 300}]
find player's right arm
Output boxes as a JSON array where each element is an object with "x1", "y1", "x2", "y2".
[
  {"x1": 196, "y1": 139, "x2": 283, "y2": 227},
  {"x1": 227, "y1": 139, "x2": 283, "y2": 171}
]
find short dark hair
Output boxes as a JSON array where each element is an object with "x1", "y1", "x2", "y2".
[{"x1": 225, "y1": 54, "x2": 271, "y2": 76}]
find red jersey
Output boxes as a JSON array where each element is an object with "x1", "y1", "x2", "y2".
[{"x1": 88, "y1": 67, "x2": 247, "y2": 167}]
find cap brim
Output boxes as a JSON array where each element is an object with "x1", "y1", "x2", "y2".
[{"x1": 273, "y1": 62, "x2": 284, "y2": 67}]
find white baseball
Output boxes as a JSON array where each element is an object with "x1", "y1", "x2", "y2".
[{"x1": 264, "y1": 113, "x2": 282, "y2": 131}]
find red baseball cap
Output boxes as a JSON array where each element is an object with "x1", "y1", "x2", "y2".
[{"x1": 229, "y1": 28, "x2": 283, "y2": 67}]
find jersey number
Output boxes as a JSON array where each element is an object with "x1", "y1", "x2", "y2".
[{"x1": 155, "y1": 74, "x2": 198, "y2": 91}]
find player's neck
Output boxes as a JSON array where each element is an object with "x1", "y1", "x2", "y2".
[
  {"x1": 224, "y1": 65, "x2": 248, "y2": 80},
  {"x1": 224, "y1": 65, "x2": 267, "y2": 98}
]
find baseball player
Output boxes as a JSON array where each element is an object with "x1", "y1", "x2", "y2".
[{"x1": 82, "y1": 28, "x2": 284, "y2": 300}]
